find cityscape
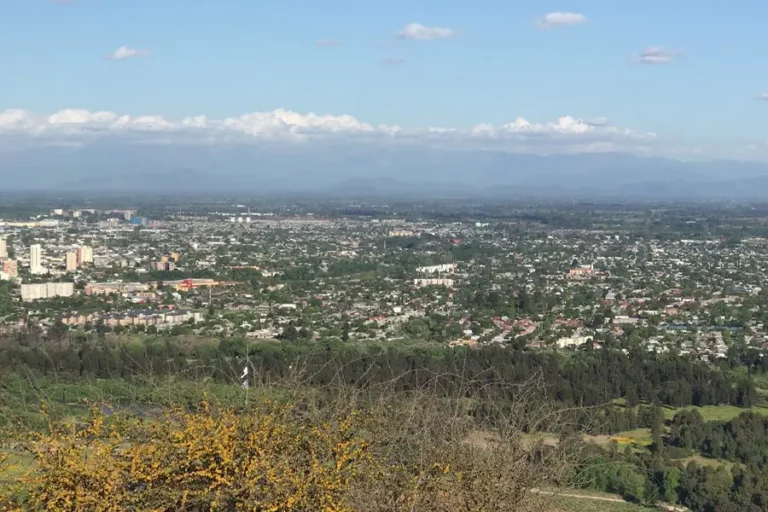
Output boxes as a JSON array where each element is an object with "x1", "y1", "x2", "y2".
[
  {"x1": 6, "y1": 1, "x2": 768, "y2": 510},
  {"x1": 2, "y1": 202, "x2": 767, "y2": 362}
]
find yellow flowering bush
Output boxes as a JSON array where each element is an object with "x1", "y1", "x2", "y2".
[
  {"x1": 0, "y1": 388, "x2": 581, "y2": 511},
  {"x1": 2, "y1": 400, "x2": 369, "y2": 511}
]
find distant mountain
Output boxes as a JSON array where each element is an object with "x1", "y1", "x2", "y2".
[{"x1": 2, "y1": 140, "x2": 768, "y2": 199}]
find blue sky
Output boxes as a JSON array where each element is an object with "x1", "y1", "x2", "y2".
[{"x1": 2, "y1": 0, "x2": 768, "y2": 159}]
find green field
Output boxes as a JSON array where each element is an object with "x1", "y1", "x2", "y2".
[
  {"x1": 612, "y1": 398, "x2": 768, "y2": 423},
  {"x1": 674, "y1": 454, "x2": 736, "y2": 470},
  {"x1": 663, "y1": 404, "x2": 768, "y2": 421}
]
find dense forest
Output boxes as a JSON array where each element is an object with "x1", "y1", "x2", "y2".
[{"x1": 0, "y1": 337, "x2": 757, "y2": 410}]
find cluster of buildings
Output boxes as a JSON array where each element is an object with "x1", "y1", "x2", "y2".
[
  {"x1": 65, "y1": 246, "x2": 93, "y2": 272},
  {"x1": 61, "y1": 309, "x2": 202, "y2": 329},
  {"x1": 150, "y1": 253, "x2": 180, "y2": 272},
  {"x1": 2, "y1": 201, "x2": 768, "y2": 366},
  {"x1": 416, "y1": 263, "x2": 457, "y2": 274},
  {"x1": 84, "y1": 278, "x2": 221, "y2": 297}
]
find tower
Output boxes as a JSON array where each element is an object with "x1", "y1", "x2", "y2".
[
  {"x1": 77, "y1": 246, "x2": 93, "y2": 265},
  {"x1": 30, "y1": 244, "x2": 42, "y2": 274},
  {"x1": 66, "y1": 251, "x2": 78, "y2": 272}
]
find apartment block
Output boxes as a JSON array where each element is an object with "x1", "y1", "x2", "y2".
[{"x1": 21, "y1": 282, "x2": 74, "y2": 302}]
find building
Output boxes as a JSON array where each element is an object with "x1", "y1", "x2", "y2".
[
  {"x1": 29, "y1": 244, "x2": 42, "y2": 275},
  {"x1": 153, "y1": 261, "x2": 176, "y2": 271},
  {"x1": 388, "y1": 230, "x2": 419, "y2": 237},
  {"x1": 164, "y1": 278, "x2": 220, "y2": 291},
  {"x1": 556, "y1": 334, "x2": 592, "y2": 349},
  {"x1": 65, "y1": 251, "x2": 78, "y2": 272},
  {"x1": 98, "y1": 219, "x2": 120, "y2": 229},
  {"x1": 416, "y1": 263, "x2": 457, "y2": 274},
  {"x1": 85, "y1": 282, "x2": 151, "y2": 296},
  {"x1": 64, "y1": 309, "x2": 202, "y2": 328},
  {"x1": 413, "y1": 278, "x2": 455, "y2": 287},
  {"x1": 21, "y1": 282, "x2": 74, "y2": 302},
  {"x1": 76, "y1": 246, "x2": 93, "y2": 265},
  {"x1": 0, "y1": 238, "x2": 7, "y2": 259},
  {"x1": 2, "y1": 260, "x2": 18, "y2": 278},
  {"x1": 568, "y1": 266, "x2": 595, "y2": 280}
]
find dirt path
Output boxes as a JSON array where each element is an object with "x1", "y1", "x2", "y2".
[
  {"x1": 532, "y1": 489, "x2": 690, "y2": 511},
  {"x1": 530, "y1": 488, "x2": 626, "y2": 503}
]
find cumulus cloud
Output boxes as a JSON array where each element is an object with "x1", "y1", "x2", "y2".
[
  {"x1": 397, "y1": 23, "x2": 459, "y2": 40},
  {"x1": 634, "y1": 46, "x2": 683, "y2": 64},
  {"x1": 755, "y1": 93, "x2": 768, "y2": 101},
  {"x1": 0, "y1": 107, "x2": 659, "y2": 155},
  {"x1": 537, "y1": 12, "x2": 587, "y2": 28},
  {"x1": 106, "y1": 46, "x2": 150, "y2": 61},
  {"x1": 315, "y1": 40, "x2": 342, "y2": 47},
  {"x1": 584, "y1": 117, "x2": 612, "y2": 126}
]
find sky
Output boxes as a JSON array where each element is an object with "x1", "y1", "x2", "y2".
[{"x1": 2, "y1": 0, "x2": 768, "y2": 160}]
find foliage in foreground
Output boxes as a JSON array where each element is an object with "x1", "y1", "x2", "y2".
[{"x1": 0, "y1": 384, "x2": 582, "y2": 512}]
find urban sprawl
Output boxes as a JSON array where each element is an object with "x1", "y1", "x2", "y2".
[{"x1": 0, "y1": 201, "x2": 765, "y2": 362}]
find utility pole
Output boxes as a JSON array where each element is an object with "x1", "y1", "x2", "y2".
[{"x1": 240, "y1": 338, "x2": 251, "y2": 408}]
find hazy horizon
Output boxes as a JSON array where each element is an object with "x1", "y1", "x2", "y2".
[{"x1": 3, "y1": 1, "x2": 768, "y2": 197}]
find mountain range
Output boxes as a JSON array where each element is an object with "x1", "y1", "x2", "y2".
[{"x1": 2, "y1": 140, "x2": 768, "y2": 199}]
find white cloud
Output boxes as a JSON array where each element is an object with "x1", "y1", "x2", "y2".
[
  {"x1": 0, "y1": 107, "x2": 659, "y2": 154},
  {"x1": 397, "y1": 23, "x2": 459, "y2": 41},
  {"x1": 755, "y1": 93, "x2": 768, "y2": 101},
  {"x1": 584, "y1": 117, "x2": 612, "y2": 126},
  {"x1": 107, "y1": 46, "x2": 150, "y2": 61},
  {"x1": 635, "y1": 46, "x2": 683, "y2": 64},
  {"x1": 537, "y1": 12, "x2": 587, "y2": 29}
]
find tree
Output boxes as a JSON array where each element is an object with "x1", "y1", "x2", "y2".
[
  {"x1": 662, "y1": 467, "x2": 681, "y2": 503},
  {"x1": 649, "y1": 405, "x2": 665, "y2": 454}
]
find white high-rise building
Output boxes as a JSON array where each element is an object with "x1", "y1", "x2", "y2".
[
  {"x1": 77, "y1": 246, "x2": 93, "y2": 265},
  {"x1": 0, "y1": 238, "x2": 7, "y2": 259},
  {"x1": 66, "y1": 251, "x2": 78, "y2": 272},
  {"x1": 30, "y1": 244, "x2": 42, "y2": 275}
]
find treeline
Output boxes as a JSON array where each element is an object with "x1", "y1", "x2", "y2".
[
  {"x1": 582, "y1": 403, "x2": 768, "y2": 511},
  {"x1": 669, "y1": 410, "x2": 768, "y2": 465},
  {"x1": 580, "y1": 446, "x2": 768, "y2": 512},
  {"x1": 0, "y1": 338, "x2": 757, "y2": 410}
]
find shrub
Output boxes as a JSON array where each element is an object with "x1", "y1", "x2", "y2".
[{"x1": 1, "y1": 377, "x2": 584, "y2": 511}]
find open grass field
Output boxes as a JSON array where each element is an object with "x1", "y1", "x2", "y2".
[
  {"x1": 662, "y1": 404, "x2": 768, "y2": 421},
  {"x1": 671, "y1": 454, "x2": 738, "y2": 470},
  {"x1": 613, "y1": 398, "x2": 768, "y2": 423}
]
